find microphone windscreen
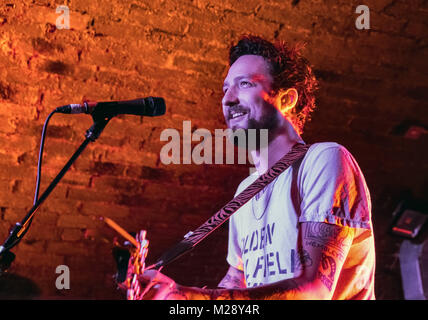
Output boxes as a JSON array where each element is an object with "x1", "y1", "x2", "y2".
[{"x1": 146, "y1": 97, "x2": 166, "y2": 116}]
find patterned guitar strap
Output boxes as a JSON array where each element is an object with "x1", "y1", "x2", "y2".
[{"x1": 153, "y1": 142, "x2": 311, "y2": 269}]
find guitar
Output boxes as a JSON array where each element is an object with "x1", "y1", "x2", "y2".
[
  {"x1": 125, "y1": 229, "x2": 149, "y2": 300},
  {"x1": 102, "y1": 217, "x2": 150, "y2": 300}
]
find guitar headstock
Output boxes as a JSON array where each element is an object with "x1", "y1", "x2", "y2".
[{"x1": 126, "y1": 229, "x2": 149, "y2": 300}]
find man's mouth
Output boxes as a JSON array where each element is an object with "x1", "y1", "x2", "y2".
[{"x1": 229, "y1": 110, "x2": 248, "y2": 121}]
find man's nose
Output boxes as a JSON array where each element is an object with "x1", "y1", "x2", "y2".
[{"x1": 222, "y1": 86, "x2": 239, "y2": 107}]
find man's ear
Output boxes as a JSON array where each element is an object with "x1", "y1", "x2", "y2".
[{"x1": 277, "y1": 88, "x2": 299, "y2": 116}]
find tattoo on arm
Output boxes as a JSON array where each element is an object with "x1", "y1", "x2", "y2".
[
  {"x1": 207, "y1": 278, "x2": 302, "y2": 300},
  {"x1": 196, "y1": 223, "x2": 354, "y2": 300},
  {"x1": 218, "y1": 274, "x2": 243, "y2": 289},
  {"x1": 218, "y1": 267, "x2": 245, "y2": 289},
  {"x1": 294, "y1": 249, "x2": 313, "y2": 272},
  {"x1": 316, "y1": 253, "x2": 337, "y2": 291},
  {"x1": 205, "y1": 266, "x2": 303, "y2": 300},
  {"x1": 304, "y1": 223, "x2": 353, "y2": 261},
  {"x1": 164, "y1": 290, "x2": 188, "y2": 300},
  {"x1": 302, "y1": 222, "x2": 354, "y2": 293}
]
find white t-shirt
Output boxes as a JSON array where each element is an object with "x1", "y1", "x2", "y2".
[{"x1": 227, "y1": 142, "x2": 376, "y2": 299}]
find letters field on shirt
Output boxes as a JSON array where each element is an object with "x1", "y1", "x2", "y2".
[{"x1": 240, "y1": 223, "x2": 302, "y2": 287}]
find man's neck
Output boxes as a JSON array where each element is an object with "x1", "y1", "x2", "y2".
[{"x1": 250, "y1": 125, "x2": 304, "y2": 175}]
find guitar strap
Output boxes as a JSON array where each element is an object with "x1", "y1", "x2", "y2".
[{"x1": 153, "y1": 142, "x2": 312, "y2": 268}]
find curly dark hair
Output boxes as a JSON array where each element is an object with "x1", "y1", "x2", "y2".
[{"x1": 229, "y1": 35, "x2": 319, "y2": 134}]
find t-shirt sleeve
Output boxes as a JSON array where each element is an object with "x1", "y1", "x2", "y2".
[{"x1": 298, "y1": 144, "x2": 372, "y2": 229}]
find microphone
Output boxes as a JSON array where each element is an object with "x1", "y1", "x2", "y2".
[{"x1": 55, "y1": 97, "x2": 166, "y2": 119}]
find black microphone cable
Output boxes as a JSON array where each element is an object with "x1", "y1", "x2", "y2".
[
  {"x1": 2, "y1": 109, "x2": 57, "y2": 252},
  {"x1": 34, "y1": 110, "x2": 57, "y2": 205}
]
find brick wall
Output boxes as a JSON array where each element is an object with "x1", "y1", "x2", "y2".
[{"x1": 0, "y1": 0, "x2": 427, "y2": 299}]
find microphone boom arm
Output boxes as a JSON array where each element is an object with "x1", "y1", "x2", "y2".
[{"x1": 0, "y1": 116, "x2": 111, "y2": 256}]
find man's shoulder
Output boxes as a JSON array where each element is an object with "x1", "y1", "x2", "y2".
[
  {"x1": 303, "y1": 142, "x2": 353, "y2": 165},
  {"x1": 234, "y1": 142, "x2": 353, "y2": 195},
  {"x1": 307, "y1": 141, "x2": 347, "y2": 155}
]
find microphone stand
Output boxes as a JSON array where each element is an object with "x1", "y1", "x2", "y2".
[{"x1": 0, "y1": 116, "x2": 111, "y2": 268}]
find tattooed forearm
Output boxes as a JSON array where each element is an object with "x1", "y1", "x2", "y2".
[
  {"x1": 239, "y1": 279, "x2": 302, "y2": 300},
  {"x1": 218, "y1": 274, "x2": 243, "y2": 289},
  {"x1": 164, "y1": 290, "x2": 188, "y2": 300},
  {"x1": 218, "y1": 267, "x2": 246, "y2": 289},
  {"x1": 184, "y1": 278, "x2": 303, "y2": 300},
  {"x1": 214, "y1": 264, "x2": 305, "y2": 299},
  {"x1": 183, "y1": 286, "x2": 240, "y2": 300}
]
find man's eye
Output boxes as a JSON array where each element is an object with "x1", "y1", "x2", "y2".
[{"x1": 240, "y1": 81, "x2": 252, "y2": 87}]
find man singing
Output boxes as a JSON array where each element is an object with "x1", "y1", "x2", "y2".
[{"x1": 139, "y1": 35, "x2": 376, "y2": 300}]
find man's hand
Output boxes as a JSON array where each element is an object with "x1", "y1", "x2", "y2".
[{"x1": 137, "y1": 269, "x2": 187, "y2": 300}]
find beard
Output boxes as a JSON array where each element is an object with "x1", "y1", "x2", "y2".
[{"x1": 226, "y1": 102, "x2": 282, "y2": 150}]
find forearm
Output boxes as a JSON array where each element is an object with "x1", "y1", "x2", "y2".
[{"x1": 179, "y1": 277, "x2": 325, "y2": 300}]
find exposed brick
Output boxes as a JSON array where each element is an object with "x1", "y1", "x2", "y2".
[
  {"x1": 60, "y1": 228, "x2": 84, "y2": 241},
  {"x1": 80, "y1": 201, "x2": 130, "y2": 219},
  {"x1": 25, "y1": 223, "x2": 62, "y2": 242},
  {"x1": 57, "y1": 214, "x2": 98, "y2": 228},
  {"x1": 14, "y1": 239, "x2": 46, "y2": 254},
  {"x1": 46, "y1": 241, "x2": 92, "y2": 256},
  {"x1": 14, "y1": 251, "x2": 65, "y2": 267}
]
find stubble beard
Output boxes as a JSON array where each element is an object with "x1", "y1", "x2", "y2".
[{"x1": 227, "y1": 103, "x2": 282, "y2": 151}]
